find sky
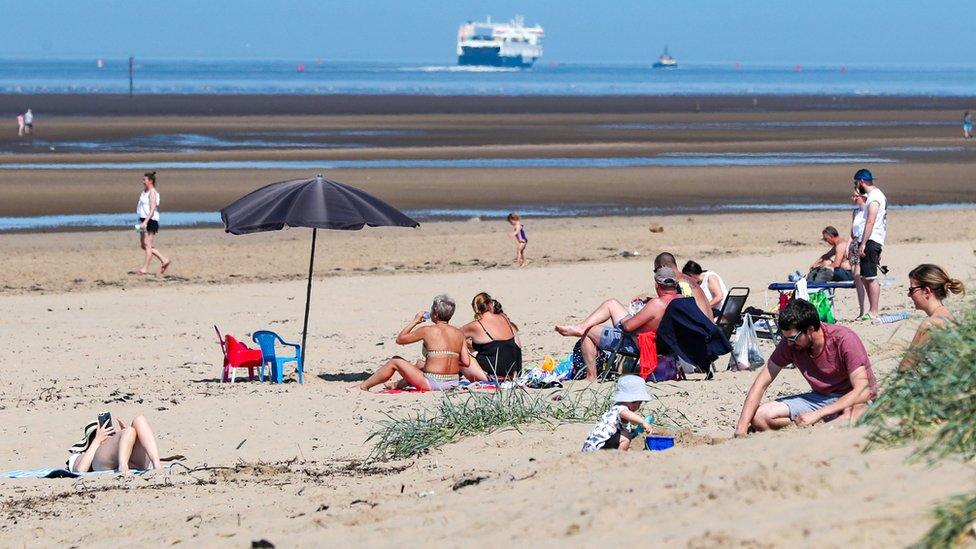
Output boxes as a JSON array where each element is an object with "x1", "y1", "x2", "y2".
[{"x1": 2, "y1": 0, "x2": 974, "y2": 64}]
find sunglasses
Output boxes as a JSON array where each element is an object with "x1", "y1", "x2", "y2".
[
  {"x1": 785, "y1": 332, "x2": 804, "y2": 344},
  {"x1": 907, "y1": 286, "x2": 925, "y2": 296}
]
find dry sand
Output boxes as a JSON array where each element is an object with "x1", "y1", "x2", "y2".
[{"x1": 1, "y1": 211, "x2": 974, "y2": 547}]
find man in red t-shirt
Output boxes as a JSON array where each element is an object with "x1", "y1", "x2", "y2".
[{"x1": 735, "y1": 299, "x2": 877, "y2": 435}]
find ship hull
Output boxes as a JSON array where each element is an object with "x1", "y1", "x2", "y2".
[{"x1": 458, "y1": 46, "x2": 535, "y2": 68}]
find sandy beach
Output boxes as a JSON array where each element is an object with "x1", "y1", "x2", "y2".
[
  {"x1": 1, "y1": 90, "x2": 975, "y2": 546},
  {"x1": 1, "y1": 208, "x2": 975, "y2": 546}
]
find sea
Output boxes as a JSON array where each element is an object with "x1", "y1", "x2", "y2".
[{"x1": 2, "y1": 58, "x2": 976, "y2": 96}]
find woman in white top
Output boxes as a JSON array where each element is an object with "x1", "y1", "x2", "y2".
[
  {"x1": 136, "y1": 171, "x2": 170, "y2": 275},
  {"x1": 681, "y1": 260, "x2": 728, "y2": 318},
  {"x1": 849, "y1": 190, "x2": 868, "y2": 317}
]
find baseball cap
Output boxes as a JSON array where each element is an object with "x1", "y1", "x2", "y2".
[
  {"x1": 654, "y1": 266, "x2": 678, "y2": 287},
  {"x1": 614, "y1": 374, "x2": 651, "y2": 403},
  {"x1": 853, "y1": 168, "x2": 873, "y2": 182}
]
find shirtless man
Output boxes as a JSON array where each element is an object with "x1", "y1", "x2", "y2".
[
  {"x1": 808, "y1": 226, "x2": 854, "y2": 282},
  {"x1": 652, "y1": 252, "x2": 711, "y2": 318},
  {"x1": 555, "y1": 267, "x2": 683, "y2": 380}
]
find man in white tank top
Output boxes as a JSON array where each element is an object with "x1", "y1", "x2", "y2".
[{"x1": 853, "y1": 169, "x2": 887, "y2": 320}]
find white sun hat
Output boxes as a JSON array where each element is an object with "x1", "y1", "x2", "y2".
[{"x1": 614, "y1": 374, "x2": 651, "y2": 403}]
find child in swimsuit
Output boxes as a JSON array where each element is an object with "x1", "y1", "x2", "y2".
[{"x1": 507, "y1": 212, "x2": 528, "y2": 267}]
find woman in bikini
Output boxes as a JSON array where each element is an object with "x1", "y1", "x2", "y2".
[
  {"x1": 461, "y1": 292, "x2": 523, "y2": 381},
  {"x1": 899, "y1": 264, "x2": 965, "y2": 370},
  {"x1": 354, "y1": 295, "x2": 475, "y2": 392},
  {"x1": 66, "y1": 413, "x2": 163, "y2": 475}
]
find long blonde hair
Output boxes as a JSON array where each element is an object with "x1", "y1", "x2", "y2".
[{"x1": 908, "y1": 264, "x2": 965, "y2": 300}]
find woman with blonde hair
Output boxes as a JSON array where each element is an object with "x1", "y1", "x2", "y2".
[
  {"x1": 899, "y1": 264, "x2": 965, "y2": 370},
  {"x1": 461, "y1": 292, "x2": 523, "y2": 380},
  {"x1": 353, "y1": 295, "x2": 471, "y2": 392}
]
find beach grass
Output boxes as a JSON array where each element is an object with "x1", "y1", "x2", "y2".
[
  {"x1": 917, "y1": 493, "x2": 976, "y2": 548},
  {"x1": 860, "y1": 306, "x2": 976, "y2": 461},
  {"x1": 860, "y1": 304, "x2": 976, "y2": 546},
  {"x1": 367, "y1": 383, "x2": 687, "y2": 461}
]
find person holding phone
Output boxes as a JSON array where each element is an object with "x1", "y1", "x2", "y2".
[
  {"x1": 351, "y1": 295, "x2": 485, "y2": 392},
  {"x1": 66, "y1": 413, "x2": 163, "y2": 475}
]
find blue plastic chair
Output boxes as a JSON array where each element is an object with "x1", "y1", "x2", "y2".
[{"x1": 251, "y1": 330, "x2": 303, "y2": 384}]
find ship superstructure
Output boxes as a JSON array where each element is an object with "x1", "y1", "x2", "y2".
[
  {"x1": 457, "y1": 16, "x2": 544, "y2": 68},
  {"x1": 652, "y1": 46, "x2": 677, "y2": 69}
]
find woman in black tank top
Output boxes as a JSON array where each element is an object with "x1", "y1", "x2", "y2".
[{"x1": 461, "y1": 292, "x2": 523, "y2": 380}]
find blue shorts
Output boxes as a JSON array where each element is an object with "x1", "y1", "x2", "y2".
[
  {"x1": 776, "y1": 391, "x2": 843, "y2": 420},
  {"x1": 597, "y1": 323, "x2": 638, "y2": 355}
]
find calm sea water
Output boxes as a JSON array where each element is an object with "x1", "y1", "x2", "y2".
[{"x1": 2, "y1": 59, "x2": 976, "y2": 96}]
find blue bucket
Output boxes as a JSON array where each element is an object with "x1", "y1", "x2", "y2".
[{"x1": 645, "y1": 435, "x2": 675, "y2": 451}]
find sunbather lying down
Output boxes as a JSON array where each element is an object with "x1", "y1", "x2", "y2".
[
  {"x1": 67, "y1": 413, "x2": 163, "y2": 475},
  {"x1": 352, "y1": 294, "x2": 488, "y2": 392}
]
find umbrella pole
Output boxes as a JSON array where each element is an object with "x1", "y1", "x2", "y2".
[{"x1": 301, "y1": 228, "x2": 317, "y2": 370}]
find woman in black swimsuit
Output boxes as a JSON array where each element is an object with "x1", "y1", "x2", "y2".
[{"x1": 461, "y1": 292, "x2": 523, "y2": 380}]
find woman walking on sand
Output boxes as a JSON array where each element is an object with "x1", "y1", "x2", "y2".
[{"x1": 135, "y1": 171, "x2": 170, "y2": 275}]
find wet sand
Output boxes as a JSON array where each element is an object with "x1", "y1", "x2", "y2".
[{"x1": 1, "y1": 107, "x2": 975, "y2": 218}]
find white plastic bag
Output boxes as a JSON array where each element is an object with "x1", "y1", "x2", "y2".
[
  {"x1": 794, "y1": 276, "x2": 810, "y2": 301},
  {"x1": 729, "y1": 314, "x2": 765, "y2": 371}
]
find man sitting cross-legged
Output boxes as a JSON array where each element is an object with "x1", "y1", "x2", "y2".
[
  {"x1": 555, "y1": 267, "x2": 683, "y2": 380},
  {"x1": 734, "y1": 299, "x2": 877, "y2": 435}
]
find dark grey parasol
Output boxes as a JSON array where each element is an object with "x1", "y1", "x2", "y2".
[{"x1": 221, "y1": 174, "x2": 419, "y2": 370}]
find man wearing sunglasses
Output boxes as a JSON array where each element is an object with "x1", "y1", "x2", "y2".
[
  {"x1": 734, "y1": 299, "x2": 877, "y2": 435},
  {"x1": 853, "y1": 168, "x2": 888, "y2": 320}
]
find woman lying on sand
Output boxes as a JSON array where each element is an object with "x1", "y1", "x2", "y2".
[
  {"x1": 461, "y1": 292, "x2": 522, "y2": 381},
  {"x1": 67, "y1": 414, "x2": 163, "y2": 475},
  {"x1": 353, "y1": 295, "x2": 486, "y2": 392},
  {"x1": 899, "y1": 264, "x2": 965, "y2": 370}
]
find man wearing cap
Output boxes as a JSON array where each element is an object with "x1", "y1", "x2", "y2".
[
  {"x1": 651, "y1": 252, "x2": 712, "y2": 318},
  {"x1": 555, "y1": 266, "x2": 683, "y2": 380},
  {"x1": 853, "y1": 169, "x2": 887, "y2": 320},
  {"x1": 734, "y1": 299, "x2": 877, "y2": 435}
]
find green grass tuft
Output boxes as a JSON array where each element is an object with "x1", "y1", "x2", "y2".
[
  {"x1": 367, "y1": 383, "x2": 685, "y2": 461},
  {"x1": 859, "y1": 303, "x2": 976, "y2": 547},
  {"x1": 916, "y1": 493, "x2": 976, "y2": 549},
  {"x1": 860, "y1": 306, "x2": 976, "y2": 461}
]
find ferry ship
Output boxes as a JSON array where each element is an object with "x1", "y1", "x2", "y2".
[
  {"x1": 457, "y1": 16, "x2": 544, "y2": 68},
  {"x1": 652, "y1": 46, "x2": 677, "y2": 69}
]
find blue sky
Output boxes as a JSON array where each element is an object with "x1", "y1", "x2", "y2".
[{"x1": 2, "y1": 0, "x2": 974, "y2": 64}]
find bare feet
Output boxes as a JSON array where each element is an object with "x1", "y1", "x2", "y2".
[
  {"x1": 345, "y1": 383, "x2": 368, "y2": 392},
  {"x1": 555, "y1": 324, "x2": 585, "y2": 337},
  {"x1": 136, "y1": 269, "x2": 149, "y2": 275},
  {"x1": 160, "y1": 260, "x2": 171, "y2": 274}
]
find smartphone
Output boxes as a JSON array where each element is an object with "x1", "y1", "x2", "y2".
[
  {"x1": 97, "y1": 411, "x2": 112, "y2": 429},
  {"x1": 422, "y1": 311, "x2": 431, "y2": 321}
]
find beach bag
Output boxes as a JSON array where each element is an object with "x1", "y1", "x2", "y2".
[
  {"x1": 808, "y1": 291, "x2": 836, "y2": 324},
  {"x1": 649, "y1": 355, "x2": 682, "y2": 382},
  {"x1": 729, "y1": 314, "x2": 764, "y2": 371}
]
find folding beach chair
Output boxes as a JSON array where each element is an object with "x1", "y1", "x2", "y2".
[{"x1": 716, "y1": 287, "x2": 750, "y2": 342}]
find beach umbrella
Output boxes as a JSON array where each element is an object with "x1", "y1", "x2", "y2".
[{"x1": 220, "y1": 174, "x2": 419, "y2": 371}]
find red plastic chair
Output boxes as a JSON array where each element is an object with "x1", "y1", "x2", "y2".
[{"x1": 215, "y1": 325, "x2": 265, "y2": 382}]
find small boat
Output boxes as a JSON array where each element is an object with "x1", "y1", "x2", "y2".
[{"x1": 652, "y1": 46, "x2": 677, "y2": 69}]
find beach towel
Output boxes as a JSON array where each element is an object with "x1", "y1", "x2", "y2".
[
  {"x1": 656, "y1": 297, "x2": 732, "y2": 373},
  {"x1": 379, "y1": 381, "x2": 498, "y2": 394},
  {"x1": 637, "y1": 331, "x2": 658, "y2": 379},
  {"x1": 1, "y1": 468, "x2": 147, "y2": 479}
]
